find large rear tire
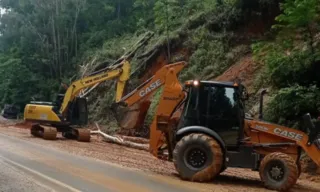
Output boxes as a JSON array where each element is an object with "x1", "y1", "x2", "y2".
[
  {"x1": 173, "y1": 133, "x2": 223, "y2": 182},
  {"x1": 259, "y1": 152, "x2": 299, "y2": 191}
]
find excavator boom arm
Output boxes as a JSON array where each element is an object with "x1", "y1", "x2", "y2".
[{"x1": 60, "y1": 60, "x2": 130, "y2": 115}]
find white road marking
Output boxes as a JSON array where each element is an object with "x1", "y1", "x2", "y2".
[{"x1": 0, "y1": 155, "x2": 81, "y2": 192}]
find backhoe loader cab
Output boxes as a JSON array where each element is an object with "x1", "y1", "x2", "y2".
[
  {"x1": 178, "y1": 80, "x2": 246, "y2": 147},
  {"x1": 173, "y1": 80, "x2": 320, "y2": 191}
]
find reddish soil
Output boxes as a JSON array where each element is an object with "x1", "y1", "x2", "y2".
[
  {"x1": 214, "y1": 55, "x2": 259, "y2": 92},
  {"x1": 14, "y1": 121, "x2": 32, "y2": 129}
]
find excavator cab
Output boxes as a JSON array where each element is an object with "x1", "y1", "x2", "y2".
[
  {"x1": 55, "y1": 94, "x2": 65, "y2": 109},
  {"x1": 66, "y1": 97, "x2": 88, "y2": 126}
]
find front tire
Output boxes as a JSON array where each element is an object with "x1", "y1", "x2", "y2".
[
  {"x1": 259, "y1": 152, "x2": 299, "y2": 191},
  {"x1": 173, "y1": 133, "x2": 223, "y2": 182}
]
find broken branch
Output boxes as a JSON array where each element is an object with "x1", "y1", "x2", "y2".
[{"x1": 91, "y1": 123, "x2": 149, "y2": 151}]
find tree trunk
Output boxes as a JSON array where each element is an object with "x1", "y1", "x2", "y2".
[
  {"x1": 51, "y1": 13, "x2": 58, "y2": 78},
  {"x1": 115, "y1": 135, "x2": 149, "y2": 144},
  {"x1": 55, "y1": 0, "x2": 62, "y2": 78},
  {"x1": 72, "y1": 3, "x2": 81, "y2": 58},
  {"x1": 117, "y1": 0, "x2": 121, "y2": 19},
  {"x1": 91, "y1": 123, "x2": 149, "y2": 151}
]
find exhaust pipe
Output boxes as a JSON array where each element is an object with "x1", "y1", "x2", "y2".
[{"x1": 259, "y1": 89, "x2": 268, "y2": 120}]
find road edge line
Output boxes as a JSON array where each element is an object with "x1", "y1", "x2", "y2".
[{"x1": 0, "y1": 155, "x2": 81, "y2": 192}]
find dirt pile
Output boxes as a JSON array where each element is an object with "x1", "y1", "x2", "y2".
[
  {"x1": 300, "y1": 155, "x2": 320, "y2": 182},
  {"x1": 14, "y1": 121, "x2": 32, "y2": 129}
]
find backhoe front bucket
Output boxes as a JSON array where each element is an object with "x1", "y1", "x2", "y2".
[{"x1": 111, "y1": 100, "x2": 151, "y2": 130}]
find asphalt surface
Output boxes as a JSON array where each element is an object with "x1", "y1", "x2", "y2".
[
  {"x1": 0, "y1": 158, "x2": 53, "y2": 192},
  {"x1": 0, "y1": 133, "x2": 199, "y2": 192}
]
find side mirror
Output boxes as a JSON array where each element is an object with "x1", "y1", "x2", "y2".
[{"x1": 241, "y1": 86, "x2": 249, "y2": 100}]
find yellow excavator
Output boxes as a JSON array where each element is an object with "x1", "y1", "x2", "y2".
[{"x1": 24, "y1": 60, "x2": 131, "y2": 142}]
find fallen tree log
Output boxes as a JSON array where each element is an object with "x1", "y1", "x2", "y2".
[
  {"x1": 115, "y1": 135, "x2": 149, "y2": 144},
  {"x1": 91, "y1": 123, "x2": 149, "y2": 151},
  {"x1": 93, "y1": 31, "x2": 154, "y2": 72}
]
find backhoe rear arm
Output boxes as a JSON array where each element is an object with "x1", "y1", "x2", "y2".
[
  {"x1": 116, "y1": 61, "x2": 187, "y2": 157},
  {"x1": 118, "y1": 61, "x2": 186, "y2": 107},
  {"x1": 60, "y1": 60, "x2": 130, "y2": 115}
]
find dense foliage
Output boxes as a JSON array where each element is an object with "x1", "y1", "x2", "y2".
[
  {"x1": 253, "y1": 0, "x2": 320, "y2": 126},
  {"x1": 0, "y1": 0, "x2": 238, "y2": 110},
  {"x1": 0, "y1": 0, "x2": 319, "y2": 129}
]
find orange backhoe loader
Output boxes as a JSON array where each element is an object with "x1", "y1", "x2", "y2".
[{"x1": 112, "y1": 61, "x2": 320, "y2": 191}]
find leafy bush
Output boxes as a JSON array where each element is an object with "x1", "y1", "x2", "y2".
[
  {"x1": 252, "y1": 38, "x2": 317, "y2": 87},
  {"x1": 180, "y1": 26, "x2": 230, "y2": 81},
  {"x1": 251, "y1": 0, "x2": 320, "y2": 129},
  {"x1": 267, "y1": 51, "x2": 313, "y2": 88},
  {"x1": 265, "y1": 85, "x2": 320, "y2": 128},
  {"x1": 144, "y1": 88, "x2": 163, "y2": 127}
]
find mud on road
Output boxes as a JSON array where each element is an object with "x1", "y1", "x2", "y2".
[{"x1": 0, "y1": 122, "x2": 319, "y2": 192}]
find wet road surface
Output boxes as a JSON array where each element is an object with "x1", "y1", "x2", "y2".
[{"x1": 0, "y1": 133, "x2": 199, "y2": 192}]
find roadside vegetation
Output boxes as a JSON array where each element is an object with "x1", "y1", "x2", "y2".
[{"x1": 0, "y1": 0, "x2": 318, "y2": 130}]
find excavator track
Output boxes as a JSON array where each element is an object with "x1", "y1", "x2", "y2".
[
  {"x1": 30, "y1": 124, "x2": 57, "y2": 140},
  {"x1": 73, "y1": 128, "x2": 91, "y2": 142}
]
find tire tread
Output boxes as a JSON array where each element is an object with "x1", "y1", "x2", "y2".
[
  {"x1": 173, "y1": 133, "x2": 223, "y2": 182},
  {"x1": 259, "y1": 152, "x2": 298, "y2": 191}
]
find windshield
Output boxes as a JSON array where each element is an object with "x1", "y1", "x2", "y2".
[{"x1": 184, "y1": 84, "x2": 241, "y2": 120}]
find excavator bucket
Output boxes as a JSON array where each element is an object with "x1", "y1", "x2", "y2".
[{"x1": 111, "y1": 100, "x2": 151, "y2": 130}]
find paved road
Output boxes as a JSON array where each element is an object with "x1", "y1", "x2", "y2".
[
  {"x1": 0, "y1": 158, "x2": 53, "y2": 192},
  {"x1": 0, "y1": 134, "x2": 199, "y2": 192}
]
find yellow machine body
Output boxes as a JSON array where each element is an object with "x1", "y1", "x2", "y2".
[{"x1": 24, "y1": 104, "x2": 61, "y2": 123}]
